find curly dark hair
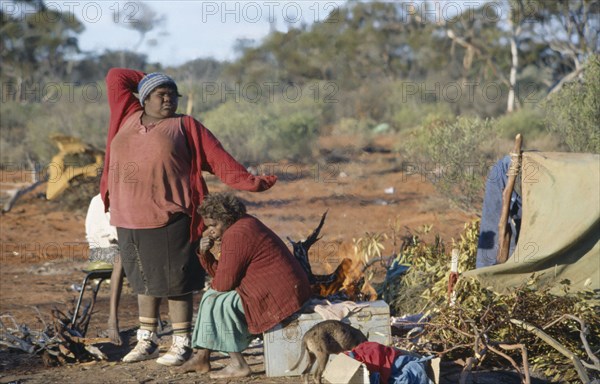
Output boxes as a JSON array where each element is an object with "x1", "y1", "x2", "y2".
[{"x1": 198, "y1": 193, "x2": 247, "y2": 227}]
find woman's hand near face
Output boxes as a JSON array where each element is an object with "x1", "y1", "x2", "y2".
[
  {"x1": 197, "y1": 235, "x2": 218, "y2": 277},
  {"x1": 199, "y1": 236, "x2": 214, "y2": 255}
]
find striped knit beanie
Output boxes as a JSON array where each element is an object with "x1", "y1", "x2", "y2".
[{"x1": 137, "y1": 72, "x2": 177, "y2": 106}]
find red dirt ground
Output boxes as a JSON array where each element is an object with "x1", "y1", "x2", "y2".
[{"x1": 0, "y1": 134, "x2": 479, "y2": 383}]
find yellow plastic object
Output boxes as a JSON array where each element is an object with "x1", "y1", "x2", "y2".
[
  {"x1": 85, "y1": 260, "x2": 114, "y2": 271},
  {"x1": 45, "y1": 135, "x2": 104, "y2": 200}
]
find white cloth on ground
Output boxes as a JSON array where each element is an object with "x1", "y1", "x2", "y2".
[{"x1": 304, "y1": 298, "x2": 369, "y2": 320}]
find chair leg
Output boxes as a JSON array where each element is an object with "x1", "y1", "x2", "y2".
[
  {"x1": 91, "y1": 279, "x2": 105, "y2": 302},
  {"x1": 72, "y1": 275, "x2": 92, "y2": 327},
  {"x1": 80, "y1": 278, "x2": 105, "y2": 336},
  {"x1": 72, "y1": 276, "x2": 107, "y2": 329}
]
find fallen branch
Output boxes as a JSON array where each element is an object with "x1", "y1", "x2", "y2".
[
  {"x1": 0, "y1": 314, "x2": 52, "y2": 354},
  {"x1": 70, "y1": 336, "x2": 112, "y2": 345},
  {"x1": 460, "y1": 356, "x2": 479, "y2": 384},
  {"x1": 0, "y1": 332, "x2": 35, "y2": 353},
  {"x1": 2, "y1": 180, "x2": 44, "y2": 213},
  {"x1": 543, "y1": 314, "x2": 600, "y2": 372},
  {"x1": 2, "y1": 155, "x2": 44, "y2": 213},
  {"x1": 500, "y1": 343, "x2": 530, "y2": 383},
  {"x1": 546, "y1": 66, "x2": 586, "y2": 97},
  {"x1": 489, "y1": 343, "x2": 530, "y2": 384},
  {"x1": 361, "y1": 254, "x2": 395, "y2": 273},
  {"x1": 510, "y1": 318, "x2": 591, "y2": 383}
]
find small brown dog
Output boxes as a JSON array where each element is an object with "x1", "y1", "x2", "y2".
[{"x1": 288, "y1": 320, "x2": 368, "y2": 384}]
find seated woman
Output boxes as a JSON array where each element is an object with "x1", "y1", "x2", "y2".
[{"x1": 179, "y1": 193, "x2": 312, "y2": 378}]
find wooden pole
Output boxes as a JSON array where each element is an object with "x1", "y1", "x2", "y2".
[
  {"x1": 496, "y1": 134, "x2": 522, "y2": 264},
  {"x1": 448, "y1": 249, "x2": 459, "y2": 305}
]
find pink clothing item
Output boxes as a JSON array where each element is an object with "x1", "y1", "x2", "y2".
[
  {"x1": 199, "y1": 215, "x2": 312, "y2": 334},
  {"x1": 108, "y1": 110, "x2": 191, "y2": 229},
  {"x1": 100, "y1": 68, "x2": 277, "y2": 240}
]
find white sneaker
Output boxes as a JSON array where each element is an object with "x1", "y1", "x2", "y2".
[
  {"x1": 122, "y1": 329, "x2": 160, "y2": 363},
  {"x1": 156, "y1": 334, "x2": 192, "y2": 366}
]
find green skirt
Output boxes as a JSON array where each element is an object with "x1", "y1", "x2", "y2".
[{"x1": 191, "y1": 289, "x2": 254, "y2": 353}]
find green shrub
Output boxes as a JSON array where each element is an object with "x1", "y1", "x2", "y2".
[
  {"x1": 544, "y1": 55, "x2": 600, "y2": 154},
  {"x1": 400, "y1": 116, "x2": 500, "y2": 211},
  {"x1": 392, "y1": 102, "x2": 454, "y2": 132},
  {"x1": 388, "y1": 220, "x2": 478, "y2": 315},
  {"x1": 0, "y1": 103, "x2": 40, "y2": 164},
  {"x1": 333, "y1": 81, "x2": 394, "y2": 126},
  {"x1": 1, "y1": 83, "x2": 108, "y2": 165},
  {"x1": 495, "y1": 106, "x2": 546, "y2": 140},
  {"x1": 332, "y1": 117, "x2": 376, "y2": 135},
  {"x1": 200, "y1": 96, "x2": 321, "y2": 163},
  {"x1": 24, "y1": 98, "x2": 108, "y2": 164}
]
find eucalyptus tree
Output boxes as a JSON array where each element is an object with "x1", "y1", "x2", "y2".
[{"x1": 1, "y1": 0, "x2": 83, "y2": 102}]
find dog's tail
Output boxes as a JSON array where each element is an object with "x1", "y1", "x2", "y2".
[{"x1": 286, "y1": 338, "x2": 307, "y2": 373}]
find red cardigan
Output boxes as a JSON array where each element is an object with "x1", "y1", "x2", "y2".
[
  {"x1": 100, "y1": 68, "x2": 277, "y2": 241},
  {"x1": 200, "y1": 215, "x2": 312, "y2": 334}
]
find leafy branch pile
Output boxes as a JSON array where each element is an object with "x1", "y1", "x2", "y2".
[{"x1": 382, "y1": 220, "x2": 599, "y2": 383}]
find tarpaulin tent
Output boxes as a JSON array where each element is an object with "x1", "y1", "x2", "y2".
[{"x1": 464, "y1": 151, "x2": 600, "y2": 295}]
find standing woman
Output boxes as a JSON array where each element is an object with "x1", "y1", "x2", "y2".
[{"x1": 100, "y1": 68, "x2": 276, "y2": 366}]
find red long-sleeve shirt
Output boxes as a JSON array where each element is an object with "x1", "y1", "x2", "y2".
[
  {"x1": 100, "y1": 68, "x2": 277, "y2": 240},
  {"x1": 200, "y1": 215, "x2": 312, "y2": 334}
]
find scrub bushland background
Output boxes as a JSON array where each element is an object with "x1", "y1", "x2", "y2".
[
  {"x1": 1, "y1": 2, "x2": 599, "y2": 383},
  {"x1": 2, "y1": 1, "x2": 599, "y2": 210}
]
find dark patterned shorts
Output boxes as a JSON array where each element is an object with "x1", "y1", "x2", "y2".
[{"x1": 117, "y1": 214, "x2": 205, "y2": 297}]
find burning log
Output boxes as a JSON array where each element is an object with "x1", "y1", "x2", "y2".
[
  {"x1": 288, "y1": 211, "x2": 328, "y2": 285},
  {"x1": 288, "y1": 212, "x2": 374, "y2": 300},
  {"x1": 312, "y1": 258, "x2": 353, "y2": 296}
]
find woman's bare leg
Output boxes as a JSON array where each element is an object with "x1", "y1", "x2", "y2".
[{"x1": 107, "y1": 256, "x2": 124, "y2": 345}]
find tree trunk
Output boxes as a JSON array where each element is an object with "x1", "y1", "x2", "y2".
[
  {"x1": 186, "y1": 92, "x2": 194, "y2": 116},
  {"x1": 507, "y1": 37, "x2": 518, "y2": 112},
  {"x1": 507, "y1": 19, "x2": 520, "y2": 113}
]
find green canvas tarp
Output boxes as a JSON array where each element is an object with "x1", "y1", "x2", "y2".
[{"x1": 464, "y1": 151, "x2": 600, "y2": 295}]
